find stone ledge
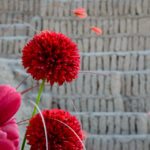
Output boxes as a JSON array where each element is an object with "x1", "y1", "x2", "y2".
[{"x1": 85, "y1": 135, "x2": 150, "y2": 150}]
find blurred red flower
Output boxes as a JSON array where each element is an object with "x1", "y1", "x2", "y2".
[
  {"x1": 90, "y1": 27, "x2": 102, "y2": 34},
  {"x1": 22, "y1": 31, "x2": 80, "y2": 86},
  {"x1": 26, "y1": 109, "x2": 84, "y2": 150},
  {"x1": 72, "y1": 8, "x2": 87, "y2": 18},
  {"x1": 73, "y1": 8, "x2": 86, "y2": 14},
  {"x1": 75, "y1": 13, "x2": 87, "y2": 18}
]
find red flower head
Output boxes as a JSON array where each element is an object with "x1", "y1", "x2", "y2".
[
  {"x1": 26, "y1": 109, "x2": 84, "y2": 150},
  {"x1": 22, "y1": 31, "x2": 80, "y2": 86}
]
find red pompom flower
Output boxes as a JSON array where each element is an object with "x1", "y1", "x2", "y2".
[
  {"x1": 22, "y1": 31, "x2": 80, "y2": 85},
  {"x1": 26, "y1": 109, "x2": 84, "y2": 150}
]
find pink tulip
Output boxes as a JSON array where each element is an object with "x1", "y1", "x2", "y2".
[{"x1": 0, "y1": 85, "x2": 21, "y2": 150}]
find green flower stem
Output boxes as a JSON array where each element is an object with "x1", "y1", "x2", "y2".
[{"x1": 21, "y1": 78, "x2": 46, "y2": 150}]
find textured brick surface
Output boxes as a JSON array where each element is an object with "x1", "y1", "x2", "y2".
[{"x1": 1, "y1": 0, "x2": 150, "y2": 149}]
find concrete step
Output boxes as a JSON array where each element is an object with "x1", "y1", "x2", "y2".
[
  {"x1": 81, "y1": 51, "x2": 150, "y2": 71},
  {"x1": 0, "y1": 58, "x2": 149, "y2": 100},
  {"x1": 0, "y1": 36, "x2": 30, "y2": 57},
  {"x1": 1, "y1": 15, "x2": 150, "y2": 38},
  {"x1": 0, "y1": 57, "x2": 148, "y2": 113},
  {"x1": 40, "y1": 0, "x2": 150, "y2": 17},
  {"x1": 42, "y1": 16, "x2": 150, "y2": 36},
  {"x1": 1, "y1": 48, "x2": 150, "y2": 71},
  {"x1": 0, "y1": 24, "x2": 32, "y2": 37},
  {"x1": 38, "y1": 94, "x2": 150, "y2": 113},
  {"x1": 1, "y1": 35, "x2": 150, "y2": 56},
  {"x1": 85, "y1": 134, "x2": 150, "y2": 150},
  {"x1": 10, "y1": 66, "x2": 150, "y2": 112},
  {"x1": 2, "y1": 16, "x2": 150, "y2": 37},
  {"x1": 1, "y1": 0, "x2": 150, "y2": 18},
  {"x1": 0, "y1": 0, "x2": 41, "y2": 23},
  {"x1": 72, "y1": 112, "x2": 150, "y2": 135},
  {"x1": 1, "y1": 0, "x2": 150, "y2": 38},
  {"x1": 0, "y1": 13, "x2": 32, "y2": 24},
  {"x1": 12, "y1": 67, "x2": 150, "y2": 96}
]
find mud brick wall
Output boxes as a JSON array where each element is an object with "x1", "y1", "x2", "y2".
[{"x1": 1, "y1": 0, "x2": 150, "y2": 149}]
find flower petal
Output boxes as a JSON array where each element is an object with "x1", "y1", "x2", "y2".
[
  {"x1": 82, "y1": 130, "x2": 88, "y2": 139},
  {"x1": 0, "y1": 85, "x2": 21, "y2": 125},
  {"x1": 75, "y1": 13, "x2": 87, "y2": 18},
  {"x1": 0, "y1": 130, "x2": 15, "y2": 150},
  {"x1": 0, "y1": 117, "x2": 19, "y2": 150},
  {"x1": 40, "y1": 30, "x2": 47, "y2": 34},
  {"x1": 72, "y1": 8, "x2": 86, "y2": 14},
  {"x1": 90, "y1": 26, "x2": 102, "y2": 34}
]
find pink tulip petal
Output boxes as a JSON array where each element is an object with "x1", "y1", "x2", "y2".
[
  {"x1": 0, "y1": 85, "x2": 21, "y2": 125},
  {"x1": 90, "y1": 26, "x2": 102, "y2": 34},
  {"x1": 0, "y1": 117, "x2": 19, "y2": 150},
  {"x1": 0, "y1": 129, "x2": 7, "y2": 138},
  {"x1": 1, "y1": 118, "x2": 19, "y2": 140},
  {"x1": 0, "y1": 130, "x2": 15, "y2": 150},
  {"x1": 0, "y1": 139, "x2": 15, "y2": 150}
]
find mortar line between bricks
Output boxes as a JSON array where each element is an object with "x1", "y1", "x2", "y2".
[
  {"x1": 80, "y1": 50, "x2": 150, "y2": 56},
  {"x1": 43, "y1": 14, "x2": 150, "y2": 20},
  {"x1": 0, "y1": 23, "x2": 30, "y2": 27},
  {"x1": 3, "y1": 67, "x2": 150, "y2": 75},
  {"x1": 4, "y1": 49, "x2": 150, "y2": 57},
  {"x1": 80, "y1": 70, "x2": 150, "y2": 75},
  {"x1": 87, "y1": 134, "x2": 150, "y2": 139},
  {"x1": 0, "y1": 36, "x2": 30, "y2": 40},
  {"x1": 2, "y1": 49, "x2": 150, "y2": 59},
  {"x1": 1, "y1": 34, "x2": 150, "y2": 40},
  {"x1": 30, "y1": 93, "x2": 150, "y2": 101},
  {"x1": 70, "y1": 112, "x2": 148, "y2": 116}
]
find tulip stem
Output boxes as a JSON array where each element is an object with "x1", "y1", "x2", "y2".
[{"x1": 21, "y1": 78, "x2": 46, "y2": 150}]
